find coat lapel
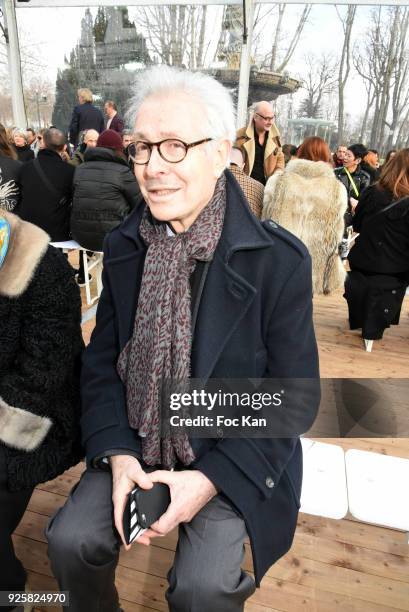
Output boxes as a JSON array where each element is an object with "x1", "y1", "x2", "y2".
[
  {"x1": 104, "y1": 250, "x2": 146, "y2": 349},
  {"x1": 191, "y1": 171, "x2": 272, "y2": 379},
  {"x1": 103, "y1": 201, "x2": 147, "y2": 349},
  {"x1": 191, "y1": 251, "x2": 256, "y2": 379}
]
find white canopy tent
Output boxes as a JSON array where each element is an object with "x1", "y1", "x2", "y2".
[{"x1": 2, "y1": 0, "x2": 404, "y2": 128}]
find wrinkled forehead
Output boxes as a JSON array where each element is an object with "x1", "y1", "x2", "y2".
[{"x1": 133, "y1": 92, "x2": 206, "y2": 141}]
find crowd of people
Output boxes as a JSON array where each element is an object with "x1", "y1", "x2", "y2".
[{"x1": 0, "y1": 68, "x2": 408, "y2": 612}]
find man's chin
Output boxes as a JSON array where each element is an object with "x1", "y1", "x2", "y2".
[{"x1": 147, "y1": 200, "x2": 180, "y2": 223}]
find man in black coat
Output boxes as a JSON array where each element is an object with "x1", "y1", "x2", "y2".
[
  {"x1": 47, "y1": 67, "x2": 319, "y2": 612},
  {"x1": 15, "y1": 128, "x2": 74, "y2": 241},
  {"x1": 68, "y1": 88, "x2": 105, "y2": 148}
]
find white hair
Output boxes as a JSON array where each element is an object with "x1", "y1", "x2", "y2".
[{"x1": 126, "y1": 65, "x2": 236, "y2": 143}]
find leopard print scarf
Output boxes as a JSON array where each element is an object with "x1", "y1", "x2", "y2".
[{"x1": 117, "y1": 174, "x2": 226, "y2": 468}]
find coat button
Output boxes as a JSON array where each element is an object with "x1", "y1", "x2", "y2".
[
  {"x1": 269, "y1": 221, "x2": 278, "y2": 229},
  {"x1": 216, "y1": 427, "x2": 223, "y2": 438},
  {"x1": 392, "y1": 290, "x2": 397, "y2": 294},
  {"x1": 378, "y1": 241, "x2": 382, "y2": 246},
  {"x1": 384, "y1": 308, "x2": 389, "y2": 313},
  {"x1": 265, "y1": 476, "x2": 275, "y2": 488}
]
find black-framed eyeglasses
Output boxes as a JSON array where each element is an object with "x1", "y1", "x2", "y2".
[
  {"x1": 128, "y1": 138, "x2": 213, "y2": 165},
  {"x1": 255, "y1": 112, "x2": 275, "y2": 122}
]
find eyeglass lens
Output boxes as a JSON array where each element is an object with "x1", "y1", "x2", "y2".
[{"x1": 132, "y1": 139, "x2": 187, "y2": 163}]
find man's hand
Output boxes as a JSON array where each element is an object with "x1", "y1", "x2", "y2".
[
  {"x1": 110, "y1": 455, "x2": 153, "y2": 550},
  {"x1": 137, "y1": 469, "x2": 218, "y2": 546}
]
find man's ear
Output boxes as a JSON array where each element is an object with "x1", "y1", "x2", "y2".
[{"x1": 214, "y1": 140, "x2": 232, "y2": 178}]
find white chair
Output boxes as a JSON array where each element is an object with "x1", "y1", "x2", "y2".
[
  {"x1": 345, "y1": 449, "x2": 409, "y2": 540},
  {"x1": 80, "y1": 249, "x2": 103, "y2": 306},
  {"x1": 300, "y1": 439, "x2": 348, "y2": 520},
  {"x1": 50, "y1": 240, "x2": 103, "y2": 306},
  {"x1": 50, "y1": 239, "x2": 81, "y2": 252}
]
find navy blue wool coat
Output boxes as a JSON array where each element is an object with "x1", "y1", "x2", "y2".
[{"x1": 80, "y1": 170, "x2": 320, "y2": 585}]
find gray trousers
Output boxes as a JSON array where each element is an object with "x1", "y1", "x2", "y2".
[{"x1": 46, "y1": 468, "x2": 255, "y2": 612}]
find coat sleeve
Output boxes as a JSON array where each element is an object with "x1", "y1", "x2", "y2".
[
  {"x1": 352, "y1": 188, "x2": 371, "y2": 232},
  {"x1": 194, "y1": 253, "x2": 319, "y2": 517},
  {"x1": 275, "y1": 150, "x2": 285, "y2": 173},
  {"x1": 116, "y1": 116, "x2": 124, "y2": 133},
  {"x1": 80, "y1": 238, "x2": 142, "y2": 463},
  {"x1": 99, "y1": 112, "x2": 105, "y2": 134},
  {"x1": 69, "y1": 106, "x2": 80, "y2": 145},
  {"x1": 0, "y1": 248, "x2": 83, "y2": 452}
]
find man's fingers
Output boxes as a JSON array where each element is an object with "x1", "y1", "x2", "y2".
[
  {"x1": 149, "y1": 470, "x2": 175, "y2": 486},
  {"x1": 113, "y1": 492, "x2": 131, "y2": 551},
  {"x1": 130, "y1": 467, "x2": 154, "y2": 490}
]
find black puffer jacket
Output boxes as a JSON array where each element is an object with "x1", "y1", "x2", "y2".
[
  {"x1": 0, "y1": 155, "x2": 22, "y2": 212},
  {"x1": 0, "y1": 212, "x2": 84, "y2": 491},
  {"x1": 71, "y1": 147, "x2": 141, "y2": 251}
]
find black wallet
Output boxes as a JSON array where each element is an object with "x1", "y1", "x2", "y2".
[{"x1": 123, "y1": 483, "x2": 171, "y2": 545}]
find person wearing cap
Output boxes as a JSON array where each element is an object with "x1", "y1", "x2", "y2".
[{"x1": 71, "y1": 129, "x2": 141, "y2": 254}]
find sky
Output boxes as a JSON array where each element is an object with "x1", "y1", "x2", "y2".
[{"x1": 12, "y1": 3, "x2": 376, "y2": 124}]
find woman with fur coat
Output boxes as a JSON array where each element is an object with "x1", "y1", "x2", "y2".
[
  {"x1": 262, "y1": 136, "x2": 347, "y2": 295},
  {"x1": 0, "y1": 210, "x2": 83, "y2": 612}
]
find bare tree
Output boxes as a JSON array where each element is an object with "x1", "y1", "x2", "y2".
[
  {"x1": 275, "y1": 5, "x2": 311, "y2": 73},
  {"x1": 256, "y1": 5, "x2": 311, "y2": 72},
  {"x1": 386, "y1": 7, "x2": 409, "y2": 150},
  {"x1": 136, "y1": 5, "x2": 212, "y2": 68},
  {"x1": 354, "y1": 6, "x2": 409, "y2": 151},
  {"x1": 299, "y1": 53, "x2": 338, "y2": 121},
  {"x1": 336, "y1": 5, "x2": 356, "y2": 144}
]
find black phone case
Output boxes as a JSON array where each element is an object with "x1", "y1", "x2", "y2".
[
  {"x1": 135, "y1": 482, "x2": 171, "y2": 528},
  {"x1": 123, "y1": 483, "x2": 170, "y2": 544}
]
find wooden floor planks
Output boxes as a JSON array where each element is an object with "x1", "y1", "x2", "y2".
[{"x1": 17, "y1": 283, "x2": 409, "y2": 611}]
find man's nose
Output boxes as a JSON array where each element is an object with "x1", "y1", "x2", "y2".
[{"x1": 145, "y1": 145, "x2": 168, "y2": 175}]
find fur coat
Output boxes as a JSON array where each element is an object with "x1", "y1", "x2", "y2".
[
  {"x1": 0, "y1": 211, "x2": 83, "y2": 490},
  {"x1": 262, "y1": 158, "x2": 348, "y2": 295}
]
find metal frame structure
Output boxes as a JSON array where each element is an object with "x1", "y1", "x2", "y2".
[{"x1": 2, "y1": 0, "x2": 405, "y2": 128}]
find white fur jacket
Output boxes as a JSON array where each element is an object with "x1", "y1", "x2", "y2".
[{"x1": 262, "y1": 158, "x2": 348, "y2": 295}]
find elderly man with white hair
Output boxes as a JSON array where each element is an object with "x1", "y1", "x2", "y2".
[
  {"x1": 46, "y1": 66, "x2": 319, "y2": 612},
  {"x1": 235, "y1": 101, "x2": 284, "y2": 185}
]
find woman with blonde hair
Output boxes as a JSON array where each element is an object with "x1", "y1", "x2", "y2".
[
  {"x1": 262, "y1": 136, "x2": 347, "y2": 295},
  {"x1": 345, "y1": 149, "x2": 409, "y2": 339}
]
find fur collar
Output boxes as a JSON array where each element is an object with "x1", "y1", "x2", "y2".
[
  {"x1": 0, "y1": 210, "x2": 49, "y2": 298},
  {"x1": 285, "y1": 158, "x2": 335, "y2": 179},
  {"x1": 0, "y1": 396, "x2": 52, "y2": 451}
]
